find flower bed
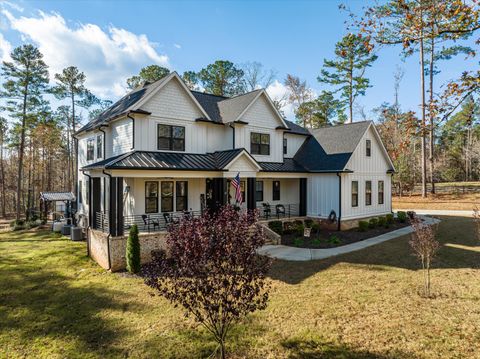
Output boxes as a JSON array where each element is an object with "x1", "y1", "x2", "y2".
[{"x1": 268, "y1": 213, "x2": 411, "y2": 249}]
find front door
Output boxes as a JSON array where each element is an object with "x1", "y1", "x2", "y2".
[{"x1": 205, "y1": 178, "x2": 227, "y2": 212}]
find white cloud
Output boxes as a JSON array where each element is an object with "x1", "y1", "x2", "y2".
[
  {"x1": 1, "y1": 1, "x2": 24, "y2": 13},
  {"x1": 0, "y1": 32, "x2": 12, "y2": 62},
  {"x1": 2, "y1": 10, "x2": 170, "y2": 99},
  {"x1": 174, "y1": 43, "x2": 181, "y2": 49},
  {"x1": 266, "y1": 80, "x2": 295, "y2": 120}
]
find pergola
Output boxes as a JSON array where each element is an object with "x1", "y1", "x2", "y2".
[{"x1": 40, "y1": 192, "x2": 76, "y2": 220}]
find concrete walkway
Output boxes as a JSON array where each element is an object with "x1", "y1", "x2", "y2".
[
  {"x1": 258, "y1": 216, "x2": 440, "y2": 262},
  {"x1": 394, "y1": 209, "x2": 474, "y2": 217}
]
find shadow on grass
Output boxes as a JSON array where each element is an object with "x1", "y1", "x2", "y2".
[
  {"x1": 0, "y1": 231, "x2": 153, "y2": 357},
  {"x1": 281, "y1": 337, "x2": 413, "y2": 359},
  {"x1": 269, "y1": 216, "x2": 480, "y2": 284}
]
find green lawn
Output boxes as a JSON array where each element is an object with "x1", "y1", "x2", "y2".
[{"x1": 1, "y1": 217, "x2": 480, "y2": 358}]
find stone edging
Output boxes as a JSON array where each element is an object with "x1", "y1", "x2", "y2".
[{"x1": 257, "y1": 215, "x2": 441, "y2": 262}]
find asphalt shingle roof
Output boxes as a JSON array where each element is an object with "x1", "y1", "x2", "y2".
[
  {"x1": 217, "y1": 90, "x2": 262, "y2": 123},
  {"x1": 40, "y1": 192, "x2": 76, "y2": 202},
  {"x1": 294, "y1": 121, "x2": 372, "y2": 172},
  {"x1": 284, "y1": 120, "x2": 311, "y2": 136},
  {"x1": 191, "y1": 91, "x2": 226, "y2": 123}
]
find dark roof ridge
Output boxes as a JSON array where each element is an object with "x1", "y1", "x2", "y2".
[
  {"x1": 190, "y1": 90, "x2": 228, "y2": 99},
  {"x1": 220, "y1": 88, "x2": 262, "y2": 101}
]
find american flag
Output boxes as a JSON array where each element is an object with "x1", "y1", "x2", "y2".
[{"x1": 231, "y1": 173, "x2": 243, "y2": 204}]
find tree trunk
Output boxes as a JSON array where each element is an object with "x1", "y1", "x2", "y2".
[
  {"x1": 429, "y1": 35, "x2": 435, "y2": 194},
  {"x1": 420, "y1": 32, "x2": 427, "y2": 198},
  {"x1": 0, "y1": 132, "x2": 6, "y2": 218},
  {"x1": 16, "y1": 83, "x2": 29, "y2": 220}
]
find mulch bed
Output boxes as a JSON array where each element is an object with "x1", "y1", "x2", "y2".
[{"x1": 281, "y1": 220, "x2": 410, "y2": 249}]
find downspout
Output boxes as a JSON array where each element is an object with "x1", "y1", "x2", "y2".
[
  {"x1": 102, "y1": 169, "x2": 112, "y2": 271},
  {"x1": 81, "y1": 170, "x2": 92, "y2": 258},
  {"x1": 127, "y1": 114, "x2": 135, "y2": 150},
  {"x1": 336, "y1": 172, "x2": 342, "y2": 231}
]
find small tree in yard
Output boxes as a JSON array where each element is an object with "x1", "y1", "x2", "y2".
[
  {"x1": 474, "y1": 204, "x2": 480, "y2": 243},
  {"x1": 143, "y1": 205, "x2": 271, "y2": 359},
  {"x1": 126, "y1": 224, "x2": 140, "y2": 273},
  {"x1": 409, "y1": 216, "x2": 440, "y2": 297}
]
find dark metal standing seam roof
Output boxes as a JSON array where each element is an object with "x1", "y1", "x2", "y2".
[
  {"x1": 81, "y1": 148, "x2": 251, "y2": 171},
  {"x1": 259, "y1": 158, "x2": 308, "y2": 172}
]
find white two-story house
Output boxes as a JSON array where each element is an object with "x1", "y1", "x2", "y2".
[{"x1": 76, "y1": 72, "x2": 394, "y2": 237}]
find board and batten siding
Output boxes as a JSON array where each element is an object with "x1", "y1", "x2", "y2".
[
  {"x1": 235, "y1": 94, "x2": 284, "y2": 163},
  {"x1": 284, "y1": 133, "x2": 307, "y2": 158},
  {"x1": 341, "y1": 126, "x2": 393, "y2": 220},
  {"x1": 111, "y1": 118, "x2": 133, "y2": 156},
  {"x1": 307, "y1": 174, "x2": 340, "y2": 218}
]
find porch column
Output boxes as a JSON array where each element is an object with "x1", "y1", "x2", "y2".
[
  {"x1": 108, "y1": 177, "x2": 124, "y2": 237},
  {"x1": 108, "y1": 177, "x2": 117, "y2": 237},
  {"x1": 299, "y1": 178, "x2": 307, "y2": 216},
  {"x1": 91, "y1": 178, "x2": 101, "y2": 229},
  {"x1": 247, "y1": 178, "x2": 256, "y2": 211}
]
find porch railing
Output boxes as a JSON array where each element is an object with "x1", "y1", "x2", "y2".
[
  {"x1": 256, "y1": 203, "x2": 301, "y2": 220},
  {"x1": 95, "y1": 211, "x2": 109, "y2": 233}
]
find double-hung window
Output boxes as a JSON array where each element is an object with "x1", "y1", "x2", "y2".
[
  {"x1": 352, "y1": 181, "x2": 358, "y2": 207},
  {"x1": 158, "y1": 124, "x2": 185, "y2": 151},
  {"x1": 378, "y1": 180, "x2": 384, "y2": 205},
  {"x1": 176, "y1": 181, "x2": 188, "y2": 211},
  {"x1": 251, "y1": 132, "x2": 270, "y2": 155},
  {"x1": 145, "y1": 182, "x2": 159, "y2": 213},
  {"x1": 283, "y1": 138, "x2": 287, "y2": 155},
  {"x1": 272, "y1": 180, "x2": 280, "y2": 201},
  {"x1": 86, "y1": 139, "x2": 95, "y2": 161},
  {"x1": 161, "y1": 181, "x2": 174, "y2": 212},
  {"x1": 96, "y1": 135, "x2": 103, "y2": 159},
  {"x1": 256, "y1": 181, "x2": 264, "y2": 202},
  {"x1": 365, "y1": 180, "x2": 372, "y2": 206}
]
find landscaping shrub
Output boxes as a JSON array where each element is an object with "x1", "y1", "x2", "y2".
[
  {"x1": 369, "y1": 218, "x2": 378, "y2": 229},
  {"x1": 311, "y1": 238, "x2": 321, "y2": 247},
  {"x1": 126, "y1": 224, "x2": 141, "y2": 274},
  {"x1": 283, "y1": 221, "x2": 295, "y2": 235},
  {"x1": 397, "y1": 211, "x2": 407, "y2": 223},
  {"x1": 296, "y1": 224, "x2": 305, "y2": 236},
  {"x1": 293, "y1": 238, "x2": 304, "y2": 247},
  {"x1": 304, "y1": 219, "x2": 313, "y2": 228},
  {"x1": 358, "y1": 221, "x2": 369, "y2": 232},
  {"x1": 268, "y1": 220, "x2": 283, "y2": 235},
  {"x1": 386, "y1": 213, "x2": 394, "y2": 225},
  {"x1": 377, "y1": 216, "x2": 386, "y2": 227},
  {"x1": 13, "y1": 224, "x2": 25, "y2": 231},
  {"x1": 311, "y1": 222, "x2": 321, "y2": 233},
  {"x1": 328, "y1": 235, "x2": 340, "y2": 245},
  {"x1": 10, "y1": 219, "x2": 24, "y2": 227}
]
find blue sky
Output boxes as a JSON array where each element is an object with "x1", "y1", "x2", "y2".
[{"x1": 0, "y1": 0, "x2": 478, "y2": 122}]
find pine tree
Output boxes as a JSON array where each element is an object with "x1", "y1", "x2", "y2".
[
  {"x1": 197, "y1": 60, "x2": 246, "y2": 96},
  {"x1": 52, "y1": 66, "x2": 94, "y2": 193},
  {"x1": 1, "y1": 44, "x2": 49, "y2": 220},
  {"x1": 126, "y1": 224, "x2": 141, "y2": 273},
  {"x1": 126, "y1": 65, "x2": 170, "y2": 89},
  {"x1": 318, "y1": 33, "x2": 377, "y2": 124}
]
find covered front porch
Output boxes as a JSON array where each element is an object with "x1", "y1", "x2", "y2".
[{"x1": 85, "y1": 174, "x2": 306, "y2": 235}]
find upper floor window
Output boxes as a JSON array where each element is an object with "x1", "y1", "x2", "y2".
[
  {"x1": 365, "y1": 180, "x2": 372, "y2": 206},
  {"x1": 86, "y1": 139, "x2": 95, "y2": 161},
  {"x1": 251, "y1": 132, "x2": 270, "y2": 155},
  {"x1": 351, "y1": 181, "x2": 358, "y2": 207},
  {"x1": 97, "y1": 135, "x2": 103, "y2": 159},
  {"x1": 378, "y1": 180, "x2": 384, "y2": 205},
  {"x1": 283, "y1": 138, "x2": 287, "y2": 155},
  {"x1": 366, "y1": 139, "x2": 371, "y2": 157},
  {"x1": 158, "y1": 124, "x2": 185, "y2": 151}
]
